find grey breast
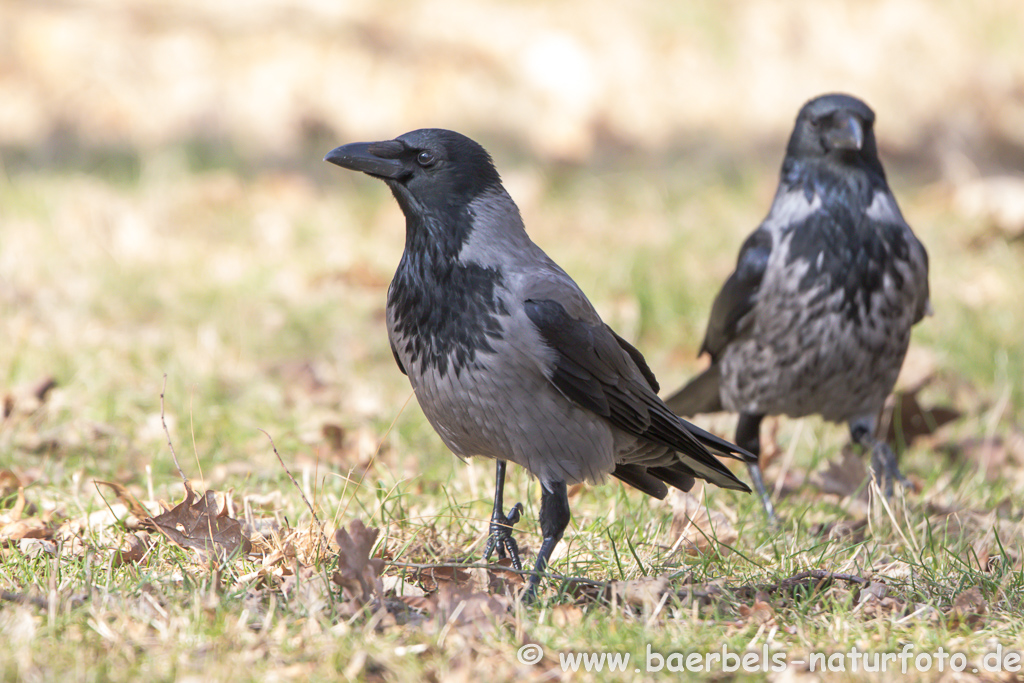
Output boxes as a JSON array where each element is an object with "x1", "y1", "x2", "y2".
[{"x1": 718, "y1": 189, "x2": 927, "y2": 422}]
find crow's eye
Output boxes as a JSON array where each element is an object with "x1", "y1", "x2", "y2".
[{"x1": 417, "y1": 151, "x2": 436, "y2": 167}]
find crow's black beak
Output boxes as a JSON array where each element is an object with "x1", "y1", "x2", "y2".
[
  {"x1": 324, "y1": 140, "x2": 407, "y2": 180},
  {"x1": 825, "y1": 113, "x2": 864, "y2": 151}
]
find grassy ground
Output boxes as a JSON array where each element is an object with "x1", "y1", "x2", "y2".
[{"x1": 3, "y1": 1, "x2": 1024, "y2": 681}]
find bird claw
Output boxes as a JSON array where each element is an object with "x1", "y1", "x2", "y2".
[
  {"x1": 483, "y1": 502, "x2": 524, "y2": 571},
  {"x1": 870, "y1": 443, "x2": 910, "y2": 498},
  {"x1": 746, "y1": 462, "x2": 779, "y2": 524}
]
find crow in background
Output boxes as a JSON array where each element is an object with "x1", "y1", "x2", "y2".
[
  {"x1": 665, "y1": 93, "x2": 931, "y2": 520},
  {"x1": 325, "y1": 129, "x2": 754, "y2": 597}
]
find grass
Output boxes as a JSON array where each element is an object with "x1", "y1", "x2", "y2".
[
  {"x1": 3, "y1": 1, "x2": 1024, "y2": 679},
  {"x1": 2, "y1": 138, "x2": 1023, "y2": 682}
]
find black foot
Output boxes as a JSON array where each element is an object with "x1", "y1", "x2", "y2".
[
  {"x1": 850, "y1": 418, "x2": 910, "y2": 501},
  {"x1": 737, "y1": 414, "x2": 777, "y2": 524},
  {"x1": 747, "y1": 462, "x2": 778, "y2": 524},
  {"x1": 521, "y1": 481, "x2": 570, "y2": 603},
  {"x1": 483, "y1": 502, "x2": 524, "y2": 571},
  {"x1": 869, "y1": 442, "x2": 911, "y2": 499}
]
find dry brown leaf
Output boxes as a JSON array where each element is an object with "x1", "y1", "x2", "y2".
[
  {"x1": 433, "y1": 582, "x2": 511, "y2": 637},
  {"x1": 855, "y1": 581, "x2": 908, "y2": 619},
  {"x1": 738, "y1": 592, "x2": 775, "y2": 626},
  {"x1": 398, "y1": 594, "x2": 436, "y2": 615},
  {"x1": 5, "y1": 485, "x2": 28, "y2": 520},
  {"x1": 1, "y1": 518, "x2": 50, "y2": 542},
  {"x1": 810, "y1": 447, "x2": 867, "y2": 497},
  {"x1": 2, "y1": 376, "x2": 57, "y2": 418},
  {"x1": 883, "y1": 389, "x2": 961, "y2": 448},
  {"x1": 948, "y1": 586, "x2": 987, "y2": 630},
  {"x1": 0, "y1": 470, "x2": 22, "y2": 501},
  {"x1": 332, "y1": 519, "x2": 385, "y2": 605},
  {"x1": 113, "y1": 533, "x2": 150, "y2": 567},
  {"x1": 486, "y1": 557, "x2": 525, "y2": 592},
  {"x1": 146, "y1": 483, "x2": 251, "y2": 560},
  {"x1": 94, "y1": 480, "x2": 151, "y2": 519},
  {"x1": 397, "y1": 583, "x2": 512, "y2": 636},
  {"x1": 321, "y1": 423, "x2": 345, "y2": 451},
  {"x1": 19, "y1": 537, "x2": 57, "y2": 558},
  {"x1": 551, "y1": 604, "x2": 584, "y2": 628},
  {"x1": 859, "y1": 581, "x2": 889, "y2": 603},
  {"x1": 668, "y1": 490, "x2": 738, "y2": 555},
  {"x1": 940, "y1": 434, "x2": 1024, "y2": 481},
  {"x1": 414, "y1": 565, "x2": 472, "y2": 592},
  {"x1": 860, "y1": 596, "x2": 907, "y2": 619},
  {"x1": 29, "y1": 377, "x2": 57, "y2": 402},
  {"x1": 298, "y1": 424, "x2": 384, "y2": 471},
  {"x1": 608, "y1": 576, "x2": 671, "y2": 611},
  {"x1": 382, "y1": 574, "x2": 426, "y2": 598}
]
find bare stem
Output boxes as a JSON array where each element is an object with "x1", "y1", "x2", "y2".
[
  {"x1": 259, "y1": 429, "x2": 329, "y2": 551},
  {"x1": 161, "y1": 374, "x2": 189, "y2": 486}
]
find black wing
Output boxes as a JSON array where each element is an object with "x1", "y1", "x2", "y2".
[
  {"x1": 700, "y1": 228, "x2": 772, "y2": 360},
  {"x1": 524, "y1": 298, "x2": 752, "y2": 491},
  {"x1": 608, "y1": 328, "x2": 658, "y2": 393}
]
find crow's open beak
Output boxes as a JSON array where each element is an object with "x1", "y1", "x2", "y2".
[
  {"x1": 324, "y1": 140, "x2": 407, "y2": 179},
  {"x1": 825, "y1": 113, "x2": 864, "y2": 151}
]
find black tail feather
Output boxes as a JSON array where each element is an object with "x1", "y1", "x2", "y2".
[
  {"x1": 664, "y1": 364, "x2": 723, "y2": 417},
  {"x1": 611, "y1": 463, "x2": 670, "y2": 499},
  {"x1": 647, "y1": 465, "x2": 697, "y2": 493},
  {"x1": 663, "y1": 365, "x2": 758, "y2": 465}
]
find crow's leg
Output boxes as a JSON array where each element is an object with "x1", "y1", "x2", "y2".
[
  {"x1": 524, "y1": 481, "x2": 570, "y2": 601},
  {"x1": 737, "y1": 413, "x2": 776, "y2": 521},
  {"x1": 850, "y1": 416, "x2": 910, "y2": 498},
  {"x1": 483, "y1": 460, "x2": 524, "y2": 571}
]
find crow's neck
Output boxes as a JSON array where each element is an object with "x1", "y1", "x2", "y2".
[
  {"x1": 783, "y1": 157, "x2": 897, "y2": 248},
  {"x1": 783, "y1": 157, "x2": 886, "y2": 217},
  {"x1": 388, "y1": 211, "x2": 510, "y2": 379},
  {"x1": 780, "y1": 158, "x2": 909, "y2": 324}
]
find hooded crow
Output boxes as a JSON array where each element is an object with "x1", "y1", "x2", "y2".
[
  {"x1": 665, "y1": 94, "x2": 931, "y2": 519},
  {"x1": 325, "y1": 129, "x2": 754, "y2": 596}
]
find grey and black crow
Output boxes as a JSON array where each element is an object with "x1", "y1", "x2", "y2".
[
  {"x1": 664, "y1": 93, "x2": 931, "y2": 519},
  {"x1": 325, "y1": 129, "x2": 754, "y2": 596}
]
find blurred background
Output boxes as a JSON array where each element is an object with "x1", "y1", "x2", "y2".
[
  {"x1": 1, "y1": 0, "x2": 1022, "y2": 495},
  {"x1": 4, "y1": 0, "x2": 1024, "y2": 166}
]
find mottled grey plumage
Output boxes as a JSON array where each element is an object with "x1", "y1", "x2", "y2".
[
  {"x1": 325, "y1": 129, "x2": 753, "y2": 595},
  {"x1": 665, "y1": 93, "x2": 930, "y2": 518}
]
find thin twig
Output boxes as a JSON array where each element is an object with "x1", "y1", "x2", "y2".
[
  {"x1": 1, "y1": 591, "x2": 48, "y2": 609},
  {"x1": 259, "y1": 428, "x2": 329, "y2": 550},
  {"x1": 383, "y1": 560, "x2": 608, "y2": 589},
  {"x1": 381, "y1": 562, "x2": 871, "y2": 609},
  {"x1": 188, "y1": 386, "x2": 205, "y2": 488},
  {"x1": 160, "y1": 374, "x2": 188, "y2": 486},
  {"x1": 757, "y1": 569, "x2": 870, "y2": 595}
]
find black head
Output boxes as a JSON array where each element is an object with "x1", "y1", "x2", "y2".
[
  {"x1": 784, "y1": 93, "x2": 885, "y2": 178},
  {"x1": 326, "y1": 130, "x2": 513, "y2": 379},
  {"x1": 324, "y1": 129, "x2": 503, "y2": 217}
]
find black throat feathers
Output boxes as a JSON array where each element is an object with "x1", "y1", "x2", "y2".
[
  {"x1": 781, "y1": 159, "x2": 910, "y2": 324},
  {"x1": 387, "y1": 205, "x2": 510, "y2": 379}
]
